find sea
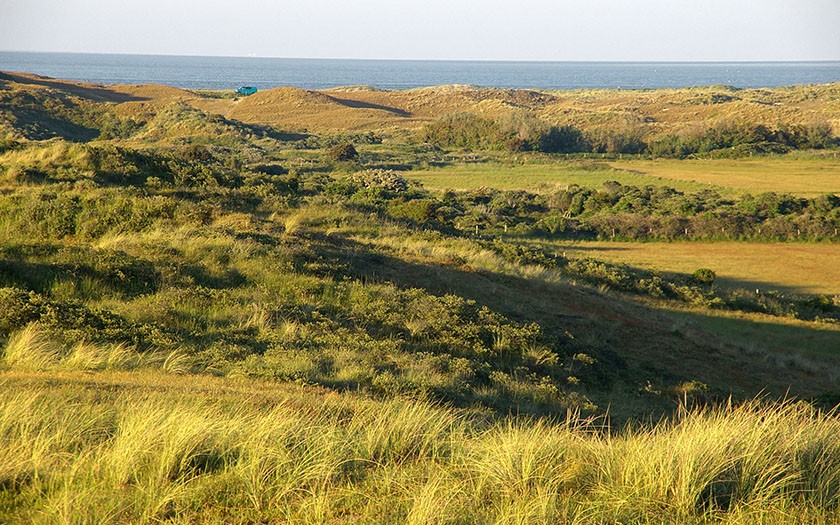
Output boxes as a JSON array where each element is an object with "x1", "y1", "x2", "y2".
[{"x1": 1, "y1": 51, "x2": 839, "y2": 91}]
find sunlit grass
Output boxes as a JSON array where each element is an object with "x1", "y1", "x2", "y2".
[
  {"x1": 0, "y1": 370, "x2": 837, "y2": 523},
  {"x1": 409, "y1": 159, "x2": 728, "y2": 193},
  {"x1": 408, "y1": 154, "x2": 840, "y2": 197},
  {"x1": 525, "y1": 240, "x2": 840, "y2": 295},
  {"x1": 611, "y1": 156, "x2": 840, "y2": 197},
  {"x1": 0, "y1": 323, "x2": 192, "y2": 373}
]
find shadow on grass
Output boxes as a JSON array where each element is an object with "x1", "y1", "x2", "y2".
[
  {"x1": 0, "y1": 257, "x2": 157, "y2": 299},
  {"x1": 305, "y1": 232, "x2": 840, "y2": 401},
  {"x1": 661, "y1": 308, "x2": 840, "y2": 360},
  {"x1": 0, "y1": 71, "x2": 148, "y2": 103}
]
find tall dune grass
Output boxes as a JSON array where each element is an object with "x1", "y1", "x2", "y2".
[
  {"x1": 0, "y1": 371, "x2": 837, "y2": 523},
  {"x1": 0, "y1": 323, "x2": 191, "y2": 373}
]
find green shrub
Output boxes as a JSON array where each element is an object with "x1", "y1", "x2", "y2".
[
  {"x1": 387, "y1": 199, "x2": 440, "y2": 224},
  {"x1": 351, "y1": 169, "x2": 409, "y2": 193},
  {"x1": 538, "y1": 125, "x2": 588, "y2": 154},
  {"x1": 691, "y1": 268, "x2": 717, "y2": 286},
  {"x1": 0, "y1": 287, "x2": 177, "y2": 348},
  {"x1": 327, "y1": 143, "x2": 359, "y2": 163},
  {"x1": 419, "y1": 113, "x2": 505, "y2": 150}
]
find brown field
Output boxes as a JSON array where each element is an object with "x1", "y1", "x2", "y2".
[{"x1": 530, "y1": 240, "x2": 840, "y2": 295}]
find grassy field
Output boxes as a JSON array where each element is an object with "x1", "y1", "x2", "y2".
[
  {"x1": 408, "y1": 155, "x2": 840, "y2": 197},
  {"x1": 611, "y1": 156, "x2": 840, "y2": 197},
  {"x1": 664, "y1": 308, "x2": 840, "y2": 361},
  {"x1": 0, "y1": 367, "x2": 838, "y2": 524},
  {"x1": 410, "y1": 157, "x2": 840, "y2": 197},
  {"x1": 3, "y1": 71, "x2": 840, "y2": 523},
  {"x1": 408, "y1": 159, "x2": 725, "y2": 193},
  {"x1": 529, "y1": 240, "x2": 840, "y2": 295}
]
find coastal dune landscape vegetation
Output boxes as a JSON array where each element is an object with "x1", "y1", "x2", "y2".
[{"x1": 0, "y1": 68, "x2": 839, "y2": 523}]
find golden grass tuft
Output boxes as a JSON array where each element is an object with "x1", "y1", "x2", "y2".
[
  {"x1": 1, "y1": 371, "x2": 838, "y2": 523},
  {"x1": 1, "y1": 323, "x2": 61, "y2": 371},
  {"x1": 0, "y1": 323, "x2": 192, "y2": 374}
]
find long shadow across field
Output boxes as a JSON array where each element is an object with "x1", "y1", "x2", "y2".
[
  {"x1": 309, "y1": 233, "x2": 840, "y2": 406},
  {"x1": 325, "y1": 95, "x2": 412, "y2": 117},
  {"x1": 0, "y1": 71, "x2": 148, "y2": 103}
]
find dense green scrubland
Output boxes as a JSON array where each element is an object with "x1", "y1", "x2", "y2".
[{"x1": 1, "y1": 72, "x2": 839, "y2": 523}]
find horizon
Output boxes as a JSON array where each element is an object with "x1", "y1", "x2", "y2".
[
  {"x1": 2, "y1": 51, "x2": 838, "y2": 92},
  {"x1": 2, "y1": 50, "x2": 839, "y2": 65}
]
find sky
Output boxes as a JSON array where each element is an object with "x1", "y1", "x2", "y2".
[{"x1": 1, "y1": 0, "x2": 838, "y2": 61}]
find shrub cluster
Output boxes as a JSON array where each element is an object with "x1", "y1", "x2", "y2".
[
  {"x1": 0, "y1": 287, "x2": 177, "y2": 349},
  {"x1": 420, "y1": 113, "x2": 587, "y2": 154},
  {"x1": 351, "y1": 169, "x2": 409, "y2": 193},
  {"x1": 327, "y1": 142, "x2": 359, "y2": 163},
  {"x1": 420, "y1": 114, "x2": 837, "y2": 157},
  {"x1": 378, "y1": 181, "x2": 839, "y2": 242}
]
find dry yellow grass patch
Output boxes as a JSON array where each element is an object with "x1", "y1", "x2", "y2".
[
  {"x1": 611, "y1": 157, "x2": 840, "y2": 196},
  {"x1": 546, "y1": 240, "x2": 840, "y2": 294},
  {"x1": 1, "y1": 370, "x2": 839, "y2": 524}
]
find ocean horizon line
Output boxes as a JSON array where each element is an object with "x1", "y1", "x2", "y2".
[
  {"x1": 2, "y1": 50, "x2": 838, "y2": 65},
  {"x1": 2, "y1": 51, "x2": 838, "y2": 91}
]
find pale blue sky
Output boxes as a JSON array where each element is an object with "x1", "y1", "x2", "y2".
[{"x1": 1, "y1": 0, "x2": 838, "y2": 61}]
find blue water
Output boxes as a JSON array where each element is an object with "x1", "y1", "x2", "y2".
[{"x1": 1, "y1": 52, "x2": 839, "y2": 91}]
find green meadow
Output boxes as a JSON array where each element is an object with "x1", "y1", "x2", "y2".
[
  {"x1": 407, "y1": 158, "x2": 724, "y2": 194},
  {"x1": 407, "y1": 155, "x2": 840, "y2": 196},
  {"x1": 611, "y1": 155, "x2": 840, "y2": 197}
]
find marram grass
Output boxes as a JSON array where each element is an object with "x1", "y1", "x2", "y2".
[
  {"x1": 0, "y1": 366, "x2": 838, "y2": 524},
  {"x1": 1, "y1": 322, "x2": 193, "y2": 373}
]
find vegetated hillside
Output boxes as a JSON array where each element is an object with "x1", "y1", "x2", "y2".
[
  {"x1": 1, "y1": 71, "x2": 840, "y2": 523},
  {"x1": 234, "y1": 82, "x2": 840, "y2": 138},
  {"x1": 1, "y1": 71, "x2": 838, "y2": 422},
  {"x1": 7, "y1": 69, "x2": 838, "y2": 141},
  {"x1": 227, "y1": 85, "x2": 562, "y2": 131}
]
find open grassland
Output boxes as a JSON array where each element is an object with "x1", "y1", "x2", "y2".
[
  {"x1": 611, "y1": 156, "x2": 840, "y2": 197},
  {"x1": 0, "y1": 368, "x2": 839, "y2": 525},
  {"x1": 407, "y1": 159, "x2": 723, "y2": 193},
  {"x1": 531, "y1": 241, "x2": 840, "y2": 295},
  {"x1": 2, "y1": 71, "x2": 840, "y2": 523},
  {"x1": 408, "y1": 155, "x2": 840, "y2": 196}
]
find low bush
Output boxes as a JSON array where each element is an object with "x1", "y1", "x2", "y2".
[{"x1": 327, "y1": 142, "x2": 359, "y2": 163}]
